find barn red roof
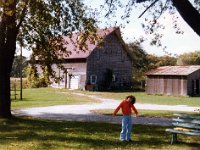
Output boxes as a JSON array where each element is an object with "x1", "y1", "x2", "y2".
[
  {"x1": 60, "y1": 27, "x2": 120, "y2": 59},
  {"x1": 146, "y1": 66, "x2": 200, "y2": 76}
]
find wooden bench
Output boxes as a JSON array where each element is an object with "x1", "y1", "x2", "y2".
[{"x1": 165, "y1": 113, "x2": 200, "y2": 144}]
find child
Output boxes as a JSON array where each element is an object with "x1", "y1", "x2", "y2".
[{"x1": 113, "y1": 95, "x2": 138, "y2": 142}]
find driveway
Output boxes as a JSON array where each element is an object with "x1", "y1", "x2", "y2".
[{"x1": 13, "y1": 92, "x2": 199, "y2": 126}]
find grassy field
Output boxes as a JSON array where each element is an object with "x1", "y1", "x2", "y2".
[
  {"x1": 5, "y1": 88, "x2": 200, "y2": 149},
  {"x1": 11, "y1": 88, "x2": 200, "y2": 109},
  {"x1": 74, "y1": 90, "x2": 200, "y2": 107},
  {"x1": 0, "y1": 117, "x2": 199, "y2": 150},
  {"x1": 11, "y1": 88, "x2": 98, "y2": 110}
]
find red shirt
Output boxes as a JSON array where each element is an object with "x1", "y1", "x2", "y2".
[{"x1": 114, "y1": 99, "x2": 138, "y2": 116}]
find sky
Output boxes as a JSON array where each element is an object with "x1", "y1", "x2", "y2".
[
  {"x1": 83, "y1": 0, "x2": 200, "y2": 56},
  {"x1": 20, "y1": 0, "x2": 200, "y2": 57}
]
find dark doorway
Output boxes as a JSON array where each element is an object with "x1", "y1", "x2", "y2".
[
  {"x1": 192, "y1": 79, "x2": 200, "y2": 96},
  {"x1": 196, "y1": 80, "x2": 199, "y2": 95}
]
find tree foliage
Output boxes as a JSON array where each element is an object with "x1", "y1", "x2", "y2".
[
  {"x1": 102, "y1": 0, "x2": 200, "y2": 48},
  {"x1": 11, "y1": 55, "x2": 27, "y2": 78},
  {"x1": 18, "y1": 0, "x2": 97, "y2": 78},
  {"x1": 146, "y1": 54, "x2": 177, "y2": 70},
  {"x1": 177, "y1": 51, "x2": 200, "y2": 65},
  {"x1": 127, "y1": 42, "x2": 148, "y2": 82},
  {"x1": 127, "y1": 42, "x2": 177, "y2": 82},
  {"x1": 0, "y1": 0, "x2": 97, "y2": 118}
]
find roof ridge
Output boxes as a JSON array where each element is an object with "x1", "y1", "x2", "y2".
[
  {"x1": 60, "y1": 27, "x2": 120, "y2": 59},
  {"x1": 146, "y1": 65, "x2": 200, "y2": 76}
]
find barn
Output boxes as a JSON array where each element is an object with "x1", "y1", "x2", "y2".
[
  {"x1": 49, "y1": 27, "x2": 133, "y2": 90},
  {"x1": 146, "y1": 66, "x2": 200, "y2": 96}
]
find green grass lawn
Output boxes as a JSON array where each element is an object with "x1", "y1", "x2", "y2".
[
  {"x1": 6, "y1": 88, "x2": 200, "y2": 149},
  {"x1": 0, "y1": 117, "x2": 199, "y2": 150},
  {"x1": 76, "y1": 90, "x2": 200, "y2": 107},
  {"x1": 11, "y1": 88, "x2": 98, "y2": 110}
]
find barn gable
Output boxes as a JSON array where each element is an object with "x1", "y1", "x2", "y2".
[{"x1": 50, "y1": 27, "x2": 133, "y2": 90}]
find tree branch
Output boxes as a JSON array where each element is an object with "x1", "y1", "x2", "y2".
[
  {"x1": 16, "y1": 1, "x2": 29, "y2": 34},
  {"x1": 138, "y1": 0, "x2": 159, "y2": 18},
  {"x1": 172, "y1": 0, "x2": 200, "y2": 36}
]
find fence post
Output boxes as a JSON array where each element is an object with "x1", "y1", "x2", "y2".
[{"x1": 14, "y1": 79, "x2": 16, "y2": 100}]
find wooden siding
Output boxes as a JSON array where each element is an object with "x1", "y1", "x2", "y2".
[
  {"x1": 146, "y1": 75, "x2": 187, "y2": 96},
  {"x1": 51, "y1": 62, "x2": 87, "y2": 89},
  {"x1": 146, "y1": 66, "x2": 200, "y2": 97},
  {"x1": 86, "y1": 32, "x2": 132, "y2": 89}
]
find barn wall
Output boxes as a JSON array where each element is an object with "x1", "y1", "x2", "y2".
[
  {"x1": 86, "y1": 33, "x2": 132, "y2": 90},
  {"x1": 146, "y1": 76, "x2": 164, "y2": 95},
  {"x1": 146, "y1": 75, "x2": 188, "y2": 96},
  {"x1": 146, "y1": 76, "x2": 153, "y2": 94},
  {"x1": 50, "y1": 62, "x2": 87, "y2": 89}
]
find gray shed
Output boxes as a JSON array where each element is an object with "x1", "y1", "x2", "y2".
[{"x1": 146, "y1": 66, "x2": 200, "y2": 96}]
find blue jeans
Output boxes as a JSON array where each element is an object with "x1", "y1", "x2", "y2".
[{"x1": 120, "y1": 115, "x2": 132, "y2": 141}]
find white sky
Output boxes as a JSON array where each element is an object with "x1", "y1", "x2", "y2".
[{"x1": 83, "y1": 0, "x2": 200, "y2": 56}]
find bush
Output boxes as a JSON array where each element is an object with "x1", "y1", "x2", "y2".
[
  {"x1": 27, "y1": 77, "x2": 49, "y2": 88},
  {"x1": 26, "y1": 66, "x2": 50, "y2": 88}
]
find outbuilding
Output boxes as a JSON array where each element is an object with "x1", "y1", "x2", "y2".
[{"x1": 146, "y1": 66, "x2": 200, "y2": 96}]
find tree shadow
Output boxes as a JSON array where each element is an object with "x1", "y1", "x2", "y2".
[{"x1": 0, "y1": 116, "x2": 199, "y2": 149}]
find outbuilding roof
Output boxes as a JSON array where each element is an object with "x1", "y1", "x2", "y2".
[
  {"x1": 60, "y1": 27, "x2": 121, "y2": 59},
  {"x1": 146, "y1": 66, "x2": 200, "y2": 76}
]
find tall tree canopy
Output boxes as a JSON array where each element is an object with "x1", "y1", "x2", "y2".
[
  {"x1": 127, "y1": 42, "x2": 177, "y2": 81},
  {"x1": 1, "y1": 0, "x2": 199, "y2": 118},
  {"x1": 146, "y1": 54, "x2": 177, "y2": 70},
  {"x1": 102, "y1": 0, "x2": 200, "y2": 47},
  {"x1": 0, "y1": 0, "x2": 97, "y2": 118},
  {"x1": 11, "y1": 55, "x2": 27, "y2": 78},
  {"x1": 127, "y1": 43, "x2": 148, "y2": 82},
  {"x1": 177, "y1": 51, "x2": 200, "y2": 65}
]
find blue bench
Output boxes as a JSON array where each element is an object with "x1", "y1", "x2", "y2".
[{"x1": 165, "y1": 113, "x2": 200, "y2": 144}]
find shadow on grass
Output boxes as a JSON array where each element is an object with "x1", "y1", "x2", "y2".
[
  {"x1": 0, "y1": 116, "x2": 199, "y2": 150},
  {"x1": 11, "y1": 98, "x2": 34, "y2": 102}
]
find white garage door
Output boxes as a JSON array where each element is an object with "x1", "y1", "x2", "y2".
[{"x1": 70, "y1": 75, "x2": 79, "y2": 89}]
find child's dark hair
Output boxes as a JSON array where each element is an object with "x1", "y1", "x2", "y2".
[{"x1": 126, "y1": 95, "x2": 136, "y2": 104}]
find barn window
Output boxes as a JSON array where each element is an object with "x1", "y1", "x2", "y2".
[{"x1": 90, "y1": 75, "x2": 97, "y2": 84}]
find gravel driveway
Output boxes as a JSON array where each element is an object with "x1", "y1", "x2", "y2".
[{"x1": 13, "y1": 92, "x2": 199, "y2": 126}]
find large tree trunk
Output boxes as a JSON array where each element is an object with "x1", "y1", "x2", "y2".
[
  {"x1": 0, "y1": 1, "x2": 17, "y2": 118},
  {"x1": 0, "y1": 61, "x2": 12, "y2": 118},
  {"x1": 172, "y1": 0, "x2": 200, "y2": 36}
]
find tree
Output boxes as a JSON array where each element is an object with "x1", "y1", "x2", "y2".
[
  {"x1": 146, "y1": 54, "x2": 177, "y2": 70},
  {"x1": 127, "y1": 42, "x2": 148, "y2": 82},
  {"x1": 0, "y1": 0, "x2": 97, "y2": 118},
  {"x1": 127, "y1": 43, "x2": 177, "y2": 81},
  {"x1": 177, "y1": 51, "x2": 200, "y2": 65},
  {"x1": 11, "y1": 55, "x2": 27, "y2": 78},
  {"x1": 103, "y1": 0, "x2": 200, "y2": 47}
]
